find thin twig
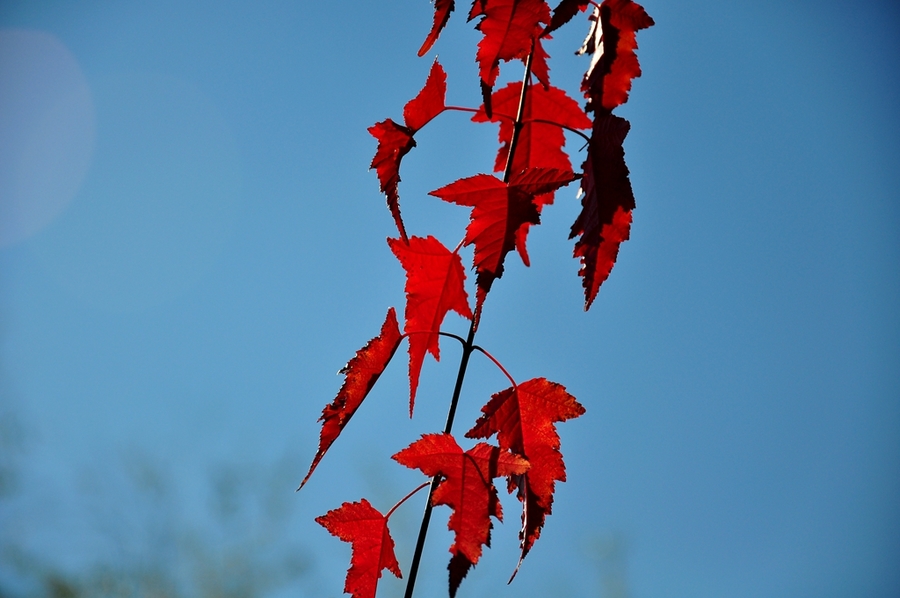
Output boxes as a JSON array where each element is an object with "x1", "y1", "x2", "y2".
[{"x1": 403, "y1": 318, "x2": 476, "y2": 598}]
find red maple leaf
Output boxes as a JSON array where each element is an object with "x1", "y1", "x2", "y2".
[
  {"x1": 578, "y1": 0, "x2": 654, "y2": 112},
  {"x1": 473, "y1": 82, "x2": 590, "y2": 174},
  {"x1": 468, "y1": 0, "x2": 552, "y2": 101},
  {"x1": 369, "y1": 61, "x2": 448, "y2": 241},
  {"x1": 430, "y1": 167, "x2": 577, "y2": 317},
  {"x1": 299, "y1": 308, "x2": 402, "y2": 489},
  {"x1": 472, "y1": 82, "x2": 590, "y2": 265},
  {"x1": 570, "y1": 112, "x2": 634, "y2": 309},
  {"x1": 388, "y1": 236, "x2": 472, "y2": 415},
  {"x1": 316, "y1": 499, "x2": 402, "y2": 598},
  {"x1": 466, "y1": 377, "x2": 584, "y2": 570},
  {"x1": 542, "y1": 0, "x2": 589, "y2": 37},
  {"x1": 419, "y1": 0, "x2": 456, "y2": 56},
  {"x1": 392, "y1": 433, "x2": 530, "y2": 597}
]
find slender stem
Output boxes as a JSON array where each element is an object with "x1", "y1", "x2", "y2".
[
  {"x1": 403, "y1": 43, "x2": 536, "y2": 598},
  {"x1": 472, "y1": 345, "x2": 517, "y2": 389},
  {"x1": 401, "y1": 330, "x2": 469, "y2": 348},
  {"x1": 386, "y1": 481, "x2": 431, "y2": 520},
  {"x1": 447, "y1": 106, "x2": 591, "y2": 144},
  {"x1": 444, "y1": 105, "x2": 479, "y2": 114},
  {"x1": 528, "y1": 118, "x2": 591, "y2": 143},
  {"x1": 502, "y1": 46, "x2": 535, "y2": 183}
]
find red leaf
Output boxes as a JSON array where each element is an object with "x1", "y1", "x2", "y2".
[
  {"x1": 299, "y1": 308, "x2": 402, "y2": 489},
  {"x1": 469, "y1": 0, "x2": 552, "y2": 93},
  {"x1": 388, "y1": 236, "x2": 472, "y2": 415},
  {"x1": 466, "y1": 377, "x2": 584, "y2": 568},
  {"x1": 430, "y1": 168, "x2": 577, "y2": 316},
  {"x1": 578, "y1": 0, "x2": 654, "y2": 112},
  {"x1": 542, "y1": 0, "x2": 589, "y2": 37},
  {"x1": 472, "y1": 82, "x2": 590, "y2": 265},
  {"x1": 419, "y1": 0, "x2": 456, "y2": 56},
  {"x1": 316, "y1": 499, "x2": 402, "y2": 598},
  {"x1": 570, "y1": 113, "x2": 634, "y2": 309},
  {"x1": 368, "y1": 120, "x2": 415, "y2": 240},
  {"x1": 473, "y1": 82, "x2": 590, "y2": 174},
  {"x1": 369, "y1": 61, "x2": 448, "y2": 240},
  {"x1": 392, "y1": 433, "x2": 529, "y2": 597},
  {"x1": 403, "y1": 60, "x2": 448, "y2": 132}
]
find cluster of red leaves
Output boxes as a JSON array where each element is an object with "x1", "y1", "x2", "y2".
[
  {"x1": 306, "y1": 2, "x2": 653, "y2": 597},
  {"x1": 394, "y1": 433, "x2": 530, "y2": 597},
  {"x1": 466, "y1": 378, "x2": 585, "y2": 567}
]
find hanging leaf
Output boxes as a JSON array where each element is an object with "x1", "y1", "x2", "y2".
[
  {"x1": 570, "y1": 113, "x2": 634, "y2": 309},
  {"x1": 369, "y1": 60, "x2": 448, "y2": 240},
  {"x1": 469, "y1": 0, "x2": 553, "y2": 101},
  {"x1": 467, "y1": 377, "x2": 584, "y2": 570},
  {"x1": 419, "y1": 0, "x2": 456, "y2": 56},
  {"x1": 473, "y1": 82, "x2": 590, "y2": 265},
  {"x1": 388, "y1": 236, "x2": 473, "y2": 415},
  {"x1": 430, "y1": 167, "x2": 578, "y2": 316},
  {"x1": 299, "y1": 308, "x2": 402, "y2": 489},
  {"x1": 316, "y1": 499, "x2": 402, "y2": 598},
  {"x1": 578, "y1": 0, "x2": 654, "y2": 112},
  {"x1": 542, "y1": 0, "x2": 589, "y2": 37}
]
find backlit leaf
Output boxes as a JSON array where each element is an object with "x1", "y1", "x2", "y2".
[
  {"x1": 388, "y1": 236, "x2": 472, "y2": 414},
  {"x1": 299, "y1": 308, "x2": 402, "y2": 489},
  {"x1": 578, "y1": 0, "x2": 654, "y2": 112},
  {"x1": 570, "y1": 113, "x2": 634, "y2": 309},
  {"x1": 316, "y1": 499, "x2": 402, "y2": 598},
  {"x1": 393, "y1": 433, "x2": 529, "y2": 597},
  {"x1": 430, "y1": 167, "x2": 578, "y2": 317},
  {"x1": 466, "y1": 377, "x2": 584, "y2": 570},
  {"x1": 369, "y1": 61, "x2": 448, "y2": 240}
]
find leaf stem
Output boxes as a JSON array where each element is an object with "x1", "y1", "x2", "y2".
[
  {"x1": 400, "y1": 330, "x2": 469, "y2": 349},
  {"x1": 447, "y1": 106, "x2": 591, "y2": 143},
  {"x1": 472, "y1": 345, "x2": 517, "y2": 389},
  {"x1": 404, "y1": 44, "x2": 536, "y2": 598},
  {"x1": 386, "y1": 481, "x2": 431, "y2": 520},
  {"x1": 444, "y1": 105, "x2": 479, "y2": 114}
]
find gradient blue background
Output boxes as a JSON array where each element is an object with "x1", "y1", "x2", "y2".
[{"x1": 1, "y1": 1, "x2": 898, "y2": 597}]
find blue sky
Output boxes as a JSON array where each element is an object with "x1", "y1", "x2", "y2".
[{"x1": 1, "y1": 1, "x2": 898, "y2": 597}]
